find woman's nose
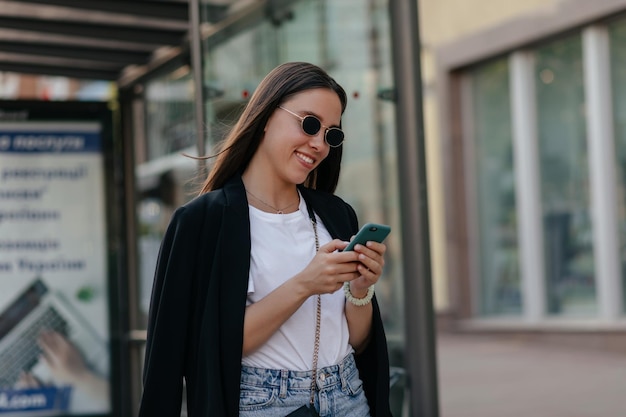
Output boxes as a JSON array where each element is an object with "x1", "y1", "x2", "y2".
[{"x1": 309, "y1": 129, "x2": 327, "y2": 149}]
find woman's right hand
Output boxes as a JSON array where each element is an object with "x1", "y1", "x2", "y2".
[{"x1": 295, "y1": 239, "x2": 361, "y2": 296}]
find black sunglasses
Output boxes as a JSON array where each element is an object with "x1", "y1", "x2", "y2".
[{"x1": 278, "y1": 106, "x2": 344, "y2": 147}]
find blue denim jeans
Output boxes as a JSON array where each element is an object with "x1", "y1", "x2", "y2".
[{"x1": 239, "y1": 353, "x2": 371, "y2": 417}]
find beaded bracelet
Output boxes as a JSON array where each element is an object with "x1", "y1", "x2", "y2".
[{"x1": 343, "y1": 282, "x2": 375, "y2": 306}]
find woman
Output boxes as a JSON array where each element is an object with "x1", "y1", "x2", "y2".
[{"x1": 138, "y1": 62, "x2": 392, "y2": 417}]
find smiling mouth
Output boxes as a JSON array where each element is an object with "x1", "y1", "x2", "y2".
[{"x1": 295, "y1": 151, "x2": 315, "y2": 164}]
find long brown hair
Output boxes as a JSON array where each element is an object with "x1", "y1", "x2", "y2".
[{"x1": 199, "y1": 62, "x2": 347, "y2": 194}]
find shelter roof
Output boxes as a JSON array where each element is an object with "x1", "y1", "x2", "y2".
[{"x1": 0, "y1": 0, "x2": 193, "y2": 85}]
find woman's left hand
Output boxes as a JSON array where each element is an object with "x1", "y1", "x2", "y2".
[{"x1": 349, "y1": 241, "x2": 386, "y2": 295}]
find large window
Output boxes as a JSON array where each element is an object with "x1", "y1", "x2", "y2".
[
  {"x1": 463, "y1": 33, "x2": 615, "y2": 318},
  {"x1": 470, "y1": 58, "x2": 522, "y2": 315},
  {"x1": 535, "y1": 35, "x2": 597, "y2": 315}
]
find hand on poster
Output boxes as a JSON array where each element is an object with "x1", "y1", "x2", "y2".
[
  {"x1": 13, "y1": 372, "x2": 40, "y2": 389},
  {"x1": 14, "y1": 330, "x2": 109, "y2": 410}
]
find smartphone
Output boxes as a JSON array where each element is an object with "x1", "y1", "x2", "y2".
[{"x1": 342, "y1": 223, "x2": 391, "y2": 251}]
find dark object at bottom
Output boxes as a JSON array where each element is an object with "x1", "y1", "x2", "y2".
[{"x1": 286, "y1": 404, "x2": 320, "y2": 417}]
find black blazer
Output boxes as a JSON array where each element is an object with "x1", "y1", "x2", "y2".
[{"x1": 138, "y1": 175, "x2": 392, "y2": 417}]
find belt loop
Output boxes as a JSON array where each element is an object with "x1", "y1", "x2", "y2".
[
  {"x1": 279, "y1": 369, "x2": 288, "y2": 398},
  {"x1": 339, "y1": 357, "x2": 348, "y2": 390}
]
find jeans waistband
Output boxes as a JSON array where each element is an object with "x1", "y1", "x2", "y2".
[{"x1": 240, "y1": 353, "x2": 358, "y2": 392}]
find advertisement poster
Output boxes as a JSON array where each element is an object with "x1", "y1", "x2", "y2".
[{"x1": 0, "y1": 122, "x2": 110, "y2": 415}]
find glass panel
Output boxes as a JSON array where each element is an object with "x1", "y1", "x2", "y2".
[
  {"x1": 133, "y1": 0, "x2": 402, "y2": 411},
  {"x1": 324, "y1": 3, "x2": 405, "y2": 390},
  {"x1": 535, "y1": 35, "x2": 597, "y2": 315},
  {"x1": 470, "y1": 58, "x2": 522, "y2": 315},
  {"x1": 200, "y1": 0, "x2": 405, "y2": 412},
  {"x1": 203, "y1": 1, "x2": 403, "y2": 334},
  {"x1": 203, "y1": 20, "x2": 280, "y2": 150},
  {"x1": 137, "y1": 69, "x2": 198, "y2": 326},
  {"x1": 609, "y1": 20, "x2": 626, "y2": 313},
  {"x1": 144, "y1": 70, "x2": 196, "y2": 161}
]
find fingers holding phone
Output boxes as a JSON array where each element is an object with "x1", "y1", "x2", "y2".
[
  {"x1": 343, "y1": 223, "x2": 390, "y2": 288},
  {"x1": 356, "y1": 241, "x2": 386, "y2": 275},
  {"x1": 300, "y1": 239, "x2": 362, "y2": 294}
]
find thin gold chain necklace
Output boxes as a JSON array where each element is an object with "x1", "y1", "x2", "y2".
[
  {"x1": 309, "y1": 215, "x2": 321, "y2": 410},
  {"x1": 245, "y1": 189, "x2": 299, "y2": 214}
]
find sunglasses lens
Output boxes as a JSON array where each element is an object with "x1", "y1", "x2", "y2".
[
  {"x1": 301, "y1": 115, "x2": 321, "y2": 136},
  {"x1": 326, "y1": 128, "x2": 344, "y2": 147}
]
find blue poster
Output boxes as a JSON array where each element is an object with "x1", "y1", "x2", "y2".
[{"x1": 0, "y1": 122, "x2": 110, "y2": 415}]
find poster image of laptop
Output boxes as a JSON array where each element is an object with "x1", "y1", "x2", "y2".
[
  {"x1": 0, "y1": 278, "x2": 109, "y2": 415},
  {"x1": 0, "y1": 121, "x2": 111, "y2": 415}
]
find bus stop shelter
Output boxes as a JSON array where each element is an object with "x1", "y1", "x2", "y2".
[{"x1": 0, "y1": 1, "x2": 437, "y2": 416}]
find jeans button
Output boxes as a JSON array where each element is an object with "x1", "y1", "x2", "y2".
[{"x1": 320, "y1": 373, "x2": 326, "y2": 381}]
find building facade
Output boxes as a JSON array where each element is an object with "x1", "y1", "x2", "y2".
[{"x1": 422, "y1": 0, "x2": 626, "y2": 345}]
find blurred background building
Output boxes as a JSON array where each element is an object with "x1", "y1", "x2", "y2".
[
  {"x1": 421, "y1": 0, "x2": 626, "y2": 348},
  {"x1": 1, "y1": 0, "x2": 626, "y2": 416}
]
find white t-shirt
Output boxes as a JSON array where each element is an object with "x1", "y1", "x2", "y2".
[{"x1": 241, "y1": 194, "x2": 353, "y2": 371}]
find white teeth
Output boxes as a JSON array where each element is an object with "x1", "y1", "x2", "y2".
[{"x1": 296, "y1": 152, "x2": 314, "y2": 164}]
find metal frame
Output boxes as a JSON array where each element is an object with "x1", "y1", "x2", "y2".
[
  {"x1": 23, "y1": 0, "x2": 190, "y2": 20},
  {"x1": 0, "y1": 0, "x2": 189, "y2": 80},
  {"x1": 190, "y1": 0, "x2": 207, "y2": 167},
  {"x1": 389, "y1": 1, "x2": 440, "y2": 416}
]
